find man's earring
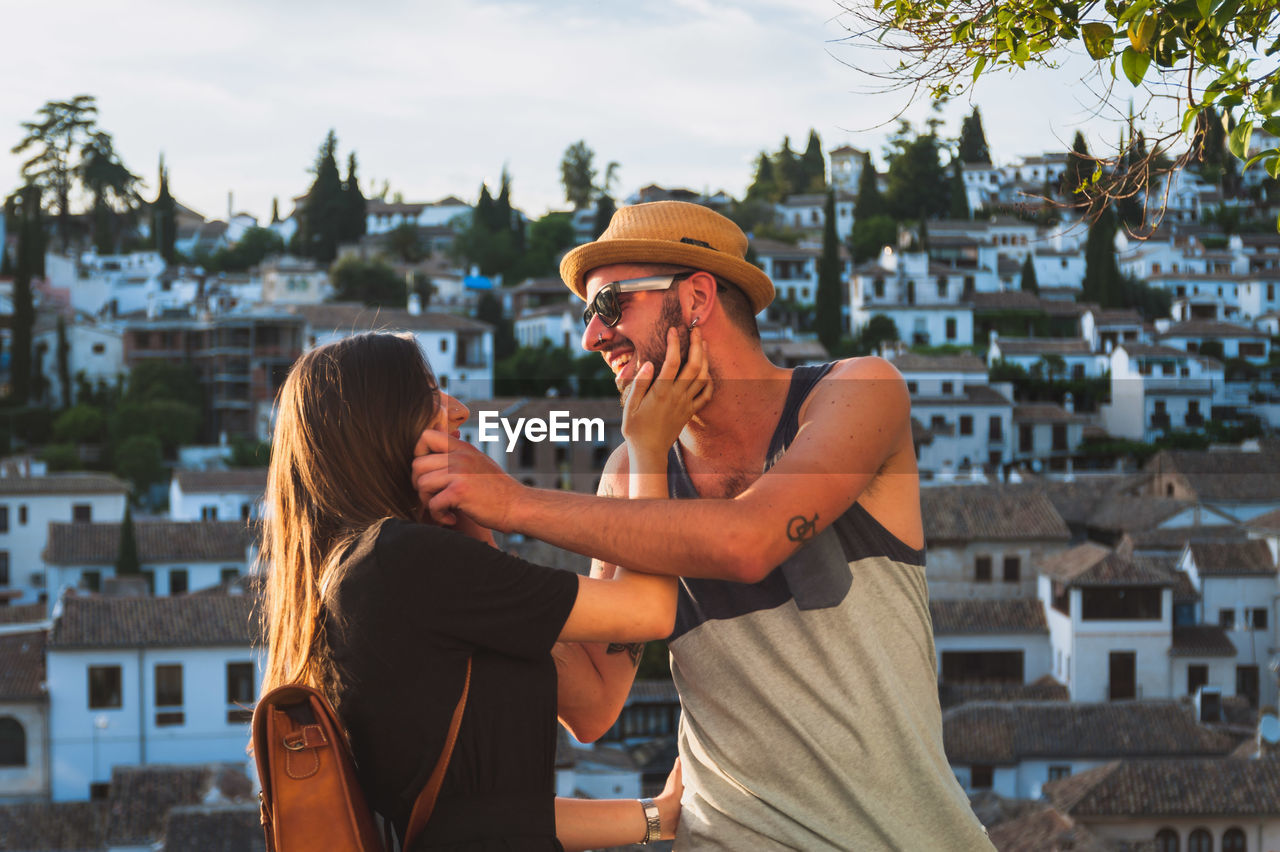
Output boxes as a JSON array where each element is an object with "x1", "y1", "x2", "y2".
[{"x1": 691, "y1": 316, "x2": 700, "y2": 328}]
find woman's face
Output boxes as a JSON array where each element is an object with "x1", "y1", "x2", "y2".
[{"x1": 429, "y1": 389, "x2": 470, "y2": 438}]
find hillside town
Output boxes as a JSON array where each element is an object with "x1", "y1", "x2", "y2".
[{"x1": 1, "y1": 98, "x2": 1280, "y2": 851}]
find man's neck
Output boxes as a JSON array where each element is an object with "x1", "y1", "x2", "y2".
[{"x1": 680, "y1": 347, "x2": 792, "y2": 460}]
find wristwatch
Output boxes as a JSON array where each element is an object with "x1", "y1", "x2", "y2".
[{"x1": 639, "y1": 797, "x2": 662, "y2": 844}]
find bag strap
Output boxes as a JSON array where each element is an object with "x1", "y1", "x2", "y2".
[{"x1": 401, "y1": 656, "x2": 472, "y2": 852}]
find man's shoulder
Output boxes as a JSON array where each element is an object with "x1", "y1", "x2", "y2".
[{"x1": 822, "y1": 354, "x2": 905, "y2": 384}]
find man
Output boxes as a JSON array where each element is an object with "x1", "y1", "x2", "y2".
[{"x1": 415, "y1": 202, "x2": 992, "y2": 850}]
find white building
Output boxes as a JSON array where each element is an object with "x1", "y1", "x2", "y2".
[
  {"x1": 828, "y1": 145, "x2": 867, "y2": 194},
  {"x1": 1101, "y1": 344, "x2": 1226, "y2": 441},
  {"x1": 752, "y1": 238, "x2": 852, "y2": 308},
  {"x1": 285, "y1": 302, "x2": 494, "y2": 401},
  {"x1": 45, "y1": 593, "x2": 262, "y2": 801},
  {"x1": 773, "y1": 192, "x2": 855, "y2": 236},
  {"x1": 0, "y1": 630, "x2": 49, "y2": 800},
  {"x1": 31, "y1": 319, "x2": 125, "y2": 408},
  {"x1": 43, "y1": 520, "x2": 255, "y2": 600},
  {"x1": 0, "y1": 474, "x2": 129, "y2": 607},
  {"x1": 987, "y1": 335, "x2": 1109, "y2": 380},
  {"x1": 1155, "y1": 319, "x2": 1272, "y2": 363},
  {"x1": 1011, "y1": 403, "x2": 1091, "y2": 475},
  {"x1": 1179, "y1": 539, "x2": 1278, "y2": 709},
  {"x1": 259, "y1": 256, "x2": 332, "y2": 305},
  {"x1": 930, "y1": 599, "x2": 1053, "y2": 689},
  {"x1": 851, "y1": 248, "x2": 977, "y2": 347},
  {"x1": 514, "y1": 301, "x2": 580, "y2": 350},
  {"x1": 46, "y1": 251, "x2": 168, "y2": 318},
  {"x1": 168, "y1": 469, "x2": 267, "y2": 523},
  {"x1": 1039, "y1": 542, "x2": 1177, "y2": 702},
  {"x1": 364, "y1": 197, "x2": 472, "y2": 235}
]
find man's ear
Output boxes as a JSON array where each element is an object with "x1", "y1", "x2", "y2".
[{"x1": 684, "y1": 271, "x2": 717, "y2": 323}]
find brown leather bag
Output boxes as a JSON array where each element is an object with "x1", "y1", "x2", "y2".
[{"x1": 253, "y1": 659, "x2": 472, "y2": 852}]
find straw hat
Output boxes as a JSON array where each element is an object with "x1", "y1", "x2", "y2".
[{"x1": 560, "y1": 201, "x2": 775, "y2": 313}]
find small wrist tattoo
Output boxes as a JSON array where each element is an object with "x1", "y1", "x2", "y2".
[{"x1": 786, "y1": 513, "x2": 818, "y2": 543}]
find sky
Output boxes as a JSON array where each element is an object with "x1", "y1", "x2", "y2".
[{"x1": 0, "y1": 0, "x2": 1189, "y2": 225}]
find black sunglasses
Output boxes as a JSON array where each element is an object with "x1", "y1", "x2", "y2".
[{"x1": 581, "y1": 273, "x2": 695, "y2": 329}]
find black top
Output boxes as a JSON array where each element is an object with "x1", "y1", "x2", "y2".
[{"x1": 321, "y1": 518, "x2": 580, "y2": 851}]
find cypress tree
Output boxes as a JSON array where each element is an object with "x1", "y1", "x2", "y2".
[
  {"x1": 270, "y1": 197, "x2": 280, "y2": 225},
  {"x1": 775, "y1": 136, "x2": 806, "y2": 199},
  {"x1": 957, "y1": 107, "x2": 992, "y2": 164},
  {"x1": 854, "y1": 152, "x2": 883, "y2": 220},
  {"x1": 948, "y1": 159, "x2": 970, "y2": 220},
  {"x1": 816, "y1": 190, "x2": 843, "y2": 352},
  {"x1": 1061, "y1": 131, "x2": 1092, "y2": 199},
  {"x1": 11, "y1": 185, "x2": 40, "y2": 406},
  {"x1": 300, "y1": 130, "x2": 345, "y2": 263},
  {"x1": 747, "y1": 152, "x2": 777, "y2": 201},
  {"x1": 342, "y1": 152, "x2": 367, "y2": 245},
  {"x1": 56, "y1": 315, "x2": 71, "y2": 409},
  {"x1": 592, "y1": 194, "x2": 616, "y2": 240},
  {"x1": 115, "y1": 503, "x2": 141, "y2": 577},
  {"x1": 1020, "y1": 253, "x2": 1038, "y2": 293},
  {"x1": 152, "y1": 155, "x2": 176, "y2": 264},
  {"x1": 1083, "y1": 207, "x2": 1122, "y2": 307},
  {"x1": 801, "y1": 130, "x2": 826, "y2": 192}
]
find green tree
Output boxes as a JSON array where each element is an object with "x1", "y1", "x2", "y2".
[
  {"x1": 342, "y1": 152, "x2": 367, "y2": 245},
  {"x1": 56, "y1": 316, "x2": 71, "y2": 409},
  {"x1": 115, "y1": 504, "x2": 141, "y2": 575},
  {"x1": 270, "y1": 197, "x2": 281, "y2": 225},
  {"x1": 816, "y1": 191, "x2": 844, "y2": 352},
  {"x1": 850, "y1": 214, "x2": 897, "y2": 265},
  {"x1": 1019, "y1": 253, "x2": 1038, "y2": 293},
  {"x1": 885, "y1": 122, "x2": 949, "y2": 221},
  {"x1": 801, "y1": 130, "x2": 827, "y2": 192},
  {"x1": 509, "y1": 212, "x2": 575, "y2": 281},
  {"x1": 125, "y1": 360, "x2": 203, "y2": 408},
  {"x1": 592, "y1": 193, "x2": 616, "y2": 240},
  {"x1": 561, "y1": 141, "x2": 596, "y2": 210},
  {"x1": 330, "y1": 256, "x2": 405, "y2": 307},
  {"x1": 151, "y1": 155, "x2": 177, "y2": 264},
  {"x1": 1083, "y1": 206, "x2": 1123, "y2": 307},
  {"x1": 853, "y1": 152, "x2": 884, "y2": 220},
  {"x1": 8, "y1": 185, "x2": 40, "y2": 405},
  {"x1": 385, "y1": 223, "x2": 427, "y2": 262},
  {"x1": 948, "y1": 159, "x2": 970, "y2": 220},
  {"x1": 79, "y1": 130, "x2": 142, "y2": 254},
  {"x1": 957, "y1": 107, "x2": 991, "y2": 164},
  {"x1": 746, "y1": 152, "x2": 779, "y2": 202},
  {"x1": 846, "y1": 0, "x2": 1280, "y2": 213},
  {"x1": 299, "y1": 130, "x2": 346, "y2": 262},
  {"x1": 113, "y1": 434, "x2": 165, "y2": 493},
  {"x1": 11, "y1": 95, "x2": 98, "y2": 248},
  {"x1": 775, "y1": 136, "x2": 807, "y2": 199},
  {"x1": 52, "y1": 404, "x2": 106, "y2": 443},
  {"x1": 856, "y1": 314, "x2": 900, "y2": 355},
  {"x1": 1060, "y1": 131, "x2": 1094, "y2": 200},
  {"x1": 476, "y1": 291, "x2": 516, "y2": 361}
]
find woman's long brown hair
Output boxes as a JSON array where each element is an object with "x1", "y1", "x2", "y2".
[{"x1": 259, "y1": 333, "x2": 439, "y2": 692}]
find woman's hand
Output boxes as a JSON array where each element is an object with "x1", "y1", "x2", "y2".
[
  {"x1": 621, "y1": 326, "x2": 711, "y2": 467},
  {"x1": 655, "y1": 757, "x2": 683, "y2": 841}
]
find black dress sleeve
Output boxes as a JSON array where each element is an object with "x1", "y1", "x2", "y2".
[{"x1": 373, "y1": 519, "x2": 579, "y2": 660}]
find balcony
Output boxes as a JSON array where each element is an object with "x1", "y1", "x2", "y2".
[{"x1": 1150, "y1": 413, "x2": 1171, "y2": 430}]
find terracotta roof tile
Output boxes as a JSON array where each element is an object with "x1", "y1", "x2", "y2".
[
  {"x1": 287, "y1": 302, "x2": 492, "y2": 333},
  {"x1": 162, "y1": 804, "x2": 265, "y2": 852},
  {"x1": 1246, "y1": 507, "x2": 1280, "y2": 532},
  {"x1": 173, "y1": 468, "x2": 267, "y2": 495},
  {"x1": 938, "y1": 676, "x2": 1069, "y2": 710},
  {"x1": 106, "y1": 763, "x2": 254, "y2": 847},
  {"x1": 0, "y1": 801, "x2": 109, "y2": 850},
  {"x1": 1086, "y1": 496, "x2": 1193, "y2": 533},
  {"x1": 0, "y1": 603, "x2": 48, "y2": 626},
  {"x1": 1189, "y1": 539, "x2": 1276, "y2": 576},
  {"x1": 944, "y1": 701, "x2": 1238, "y2": 764},
  {"x1": 929, "y1": 599, "x2": 1048, "y2": 634},
  {"x1": 1159, "y1": 320, "x2": 1268, "y2": 339},
  {"x1": 891, "y1": 352, "x2": 988, "y2": 373},
  {"x1": 994, "y1": 337, "x2": 1094, "y2": 356},
  {"x1": 1045, "y1": 756, "x2": 1280, "y2": 818},
  {"x1": 0, "y1": 630, "x2": 46, "y2": 700},
  {"x1": 922, "y1": 485, "x2": 1071, "y2": 542},
  {"x1": 1012, "y1": 403, "x2": 1089, "y2": 424},
  {"x1": 985, "y1": 803, "x2": 1109, "y2": 852},
  {"x1": 1039, "y1": 543, "x2": 1175, "y2": 586},
  {"x1": 49, "y1": 594, "x2": 258, "y2": 649},
  {"x1": 44, "y1": 520, "x2": 254, "y2": 565},
  {"x1": 0, "y1": 473, "x2": 128, "y2": 496},
  {"x1": 1170, "y1": 625, "x2": 1237, "y2": 657},
  {"x1": 1146, "y1": 448, "x2": 1280, "y2": 503}
]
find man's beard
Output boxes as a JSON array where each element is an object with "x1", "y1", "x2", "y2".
[{"x1": 616, "y1": 291, "x2": 690, "y2": 395}]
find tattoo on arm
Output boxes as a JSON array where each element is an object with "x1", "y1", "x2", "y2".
[
  {"x1": 786, "y1": 513, "x2": 818, "y2": 543},
  {"x1": 607, "y1": 642, "x2": 644, "y2": 667}
]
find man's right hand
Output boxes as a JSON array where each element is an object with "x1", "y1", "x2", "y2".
[{"x1": 412, "y1": 430, "x2": 522, "y2": 531}]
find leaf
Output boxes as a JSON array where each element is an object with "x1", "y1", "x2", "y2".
[
  {"x1": 1268, "y1": 156, "x2": 1280, "y2": 180},
  {"x1": 1121, "y1": 46, "x2": 1152, "y2": 85},
  {"x1": 1228, "y1": 120, "x2": 1253, "y2": 161},
  {"x1": 1082, "y1": 22, "x2": 1115, "y2": 59},
  {"x1": 1129, "y1": 14, "x2": 1157, "y2": 52},
  {"x1": 972, "y1": 54, "x2": 988, "y2": 80}
]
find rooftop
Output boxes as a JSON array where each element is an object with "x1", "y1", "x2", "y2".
[
  {"x1": 0, "y1": 630, "x2": 46, "y2": 700},
  {"x1": 890, "y1": 352, "x2": 988, "y2": 374},
  {"x1": 1159, "y1": 319, "x2": 1269, "y2": 339},
  {"x1": 45, "y1": 520, "x2": 255, "y2": 565},
  {"x1": 944, "y1": 701, "x2": 1239, "y2": 764},
  {"x1": 286, "y1": 302, "x2": 493, "y2": 334},
  {"x1": 922, "y1": 485, "x2": 1071, "y2": 543},
  {"x1": 49, "y1": 594, "x2": 258, "y2": 649},
  {"x1": 1038, "y1": 542, "x2": 1175, "y2": 586},
  {"x1": 1045, "y1": 756, "x2": 1280, "y2": 818},
  {"x1": 173, "y1": 468, "x2": 268, "y2": 495},
  {"x1": 1170, "y1": 625, "x2": 1237, "y2": 657},
  {"x1": 1146, "y1": 447, "x2": 1280, "y2": 503},
  {"x1": 929, "y1": 599, "x2": 1048, "y2": 634},
  {"x1": 993, "y1": 337, "x2": 1094, "y2": 356},
  {"x1": 0, "y1": 472, "x2": 128, "y2": 496},
  {"x1": 1188, "y1": 539, "x2": 1276, "y2": 576}
]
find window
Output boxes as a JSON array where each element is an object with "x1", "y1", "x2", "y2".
[
  {"x1": 18, "y1": 505, "x2": 26, "y2": 525},
  {"x1": 1047, "y1": 765, "x2": 1071, "y2": 781},
  {"x1": 241, "y1": 503, "x2": 252, "y2": 521},
  {"x1": 941, "y1": 381, "x2": 953, "y2": 395},
  {"x1": 439, "y1": 339, "x2": 448, "y2": 352},
  {"x1": 82, "y1": 570, "x2": 101, "y2": 593},
  {"x1": 92, "y1": 343, "x2": 106, "y2": 355},
  {"x1": 873, "y1": 278, "x2": 885, "y2": 298},
  {"x1": 220, "y1": 567, "x2": 240, "y2": 585},
  {"x1": 1188, "y1": 828, "x2": 1212, "y2": 852},
  {"x1": 1052, "y1": 424, "x2": 1067, "y2": 451},
  {"x1": 0, "y1": 717, "x2": 25, "y2": 766},
  {"x1": 169, "y1": 569, "x2": 188, "y2": 596},
  {"x1": 518, "y1": 439, "x2": 535, "y2": 468},
  {"x1": 88, "y1": 665, "x2": 122, "y2": 709},
  {"x1": 975, "y1": 556, "x2": 992, "y2": 582},
  {"x1": 227, "y1": 662, "x2": 256, "y2": 723},
  {"x1": 72, "y1": 504, "x2": 92, "y2": 523},
  {"x1": 89, "y1": 782, "x2": 111, "y2": 800},
  {"x1": 988, "y1": 416, "x2": 1002, "y2": 443},
  {"x1": 1003, "y1": 556, "x2": 1021, "y2": 583},
  {"x1": 959, "y1": 416, "x2": 973, "y2": 436},
  {"x1": 0, "y1": 506, "x2": 8, "y2": 533},
  {"x1": 1220, "y1": 608, "x2": 1236, "y2": 630},
  {"x1": 1223, "y1": 828, "x2": 1246, "y2": 852},
  {"x1": 907, "y1": 382, "x2": 918, "y2": 395},
  {"x1": 1082, "y1": 587, "x2": 1162, "y2": 620},
  {"x1": 945, "y1": 317, "x2": 957, "y2": 340},
  {"x1": 969, "y1": 765, "x2": 993, "y2": 790},
  {"x1": 941, "y1": 651, "x2": 1023, "y2": 683},
  {"x1": 0, "y1": 551, "x2": 8, "y2": 586},
  {"x1": 201, "y1": 506, "x2": 218, "y2": 521},
  {"x1": 1155, "y1": 828, "x2": 1179, "y2": 852},
  {"x1": 1019, "y1": 424, "x2": 1034, "y2": 453},
  {"x1": 1188, "y1": 665, "x2": 1208, "y2": 696},
  {"x1": 155, "y1": 664, "x2": 184, "y2": 726},
  {"x1": 937, "y1": 277, "x2": 948, "y2": 297},
  {"x1": 1250, "y1": 608, "x2": 1268, "y2": 630}
]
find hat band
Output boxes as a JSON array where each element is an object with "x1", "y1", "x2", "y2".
[{"x1": 680, "y1": 237, "x2": 715, "y2": 250}]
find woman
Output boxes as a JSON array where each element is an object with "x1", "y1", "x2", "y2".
[{"x1": 259, "y1": 330, "x2": 708, "y2": 850}]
